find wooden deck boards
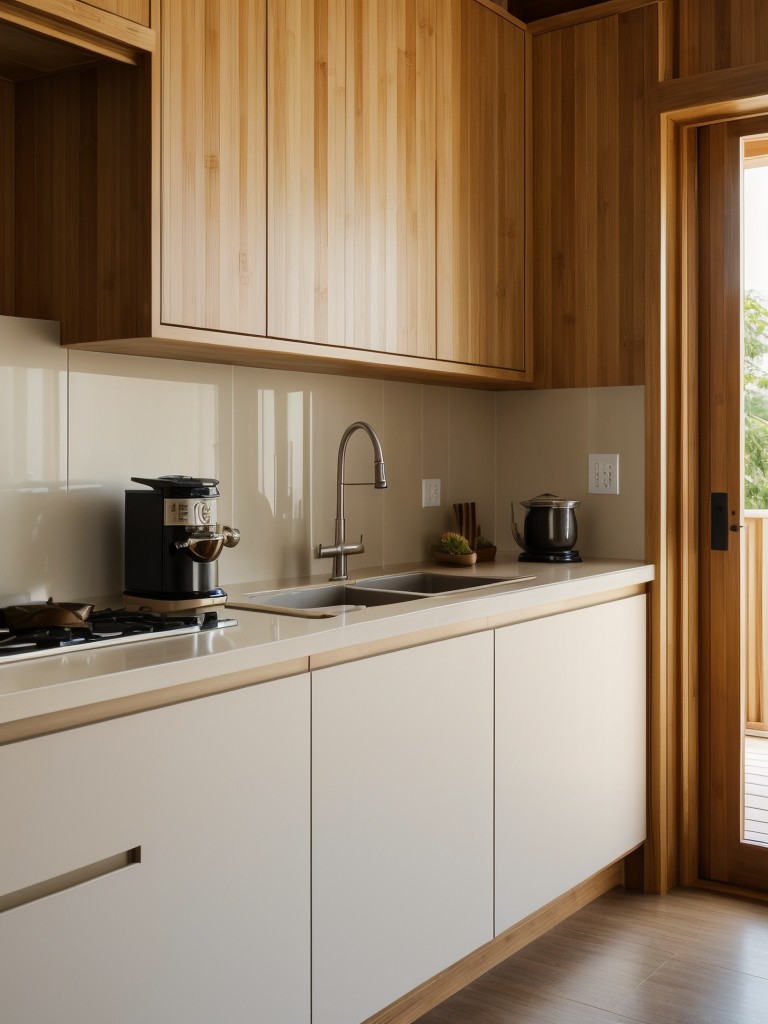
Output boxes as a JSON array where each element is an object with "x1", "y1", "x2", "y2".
[{"x1": 745, "y1": 734, "x2": 768, "y2": 843}]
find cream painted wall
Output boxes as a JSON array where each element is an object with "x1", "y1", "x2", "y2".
[
  {"x1": 0, "y1": 315, "x2": 644, "y2": 603},
  {"x1": 495, "y1": 387, "x2": 645, "y2": 560}
]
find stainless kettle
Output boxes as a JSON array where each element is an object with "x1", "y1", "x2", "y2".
[{"x1": 511, "y1": 493, "x2": 582, "y2": 562}]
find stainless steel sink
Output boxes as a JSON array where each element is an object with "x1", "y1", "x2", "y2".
[
  {"x1": 355, "y1": 571, "x2": 534, "y2": 594},
  {"x1": 231, "y1": 583, "x2": 422, "y2": 618},
  {"x1": 231, "y1": 570, "x2": 534, "y2": 618}
]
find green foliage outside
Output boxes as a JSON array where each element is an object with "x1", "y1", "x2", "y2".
[{"x1": 744, "y1": 289, "x2": 768, "y2": 508}]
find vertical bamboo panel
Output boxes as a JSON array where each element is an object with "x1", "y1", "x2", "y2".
[
  {"x1": 84, "y1": 0, "x2": 151, "y2": 25},
  {"x1": 436, "y1": 0, "x2": 526, "y2": 372},
  {"x1": 162, "y1": 0, "x2": 266, "y2": 335},
  {"x1": 268, "y1": 0, "x2": 346, "y2": 346},
  {"x1": 345, "y1": 0, "x2": 436, "y2": 357},
  {"x1": 679, "y1": 0, "x2": 768, "y2": 78},
  {"x1": 531, "y1": 5, "x2": 654, "y2": 388},
  {"x1": 14, "y1": 60, "x2": 150, "y2": 342}
]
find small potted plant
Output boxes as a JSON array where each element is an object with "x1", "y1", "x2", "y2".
[
  {"x1": 432, "y1": 532, "x2": 477, "y2": 566},
  {"x1": 473, "y1": 534, "x2": 497, "y2": 562}
]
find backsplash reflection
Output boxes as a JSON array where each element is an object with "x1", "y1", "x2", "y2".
[{"x1": 0, "y1": 315, "x2": 645, "y2": 601}]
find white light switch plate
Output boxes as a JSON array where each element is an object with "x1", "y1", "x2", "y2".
[
  {"x1": 422, "y1": 479, "x2": 441, "y2": 507},
  {"x1": 588, "y1": 454, "x2": 620, "y2": 494}
]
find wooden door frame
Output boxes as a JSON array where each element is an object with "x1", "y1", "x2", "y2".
[{"x1": 656, "y1": 77, "x2": 768, "y2": 894}]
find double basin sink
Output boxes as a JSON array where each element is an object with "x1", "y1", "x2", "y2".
[{"x1": 233, "y1": 571, "x2": 534, "y2": 618}]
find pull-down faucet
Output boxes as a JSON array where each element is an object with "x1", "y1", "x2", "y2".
[{"x1": 316, "y1": 421, "x2": 387, "y2": 581}]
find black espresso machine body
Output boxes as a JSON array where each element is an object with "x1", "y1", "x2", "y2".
[{"x1": 124, "y1": 476, "x2": 240, "y2": 607}]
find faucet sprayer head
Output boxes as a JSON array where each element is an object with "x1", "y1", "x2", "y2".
[{"x1": 374, "y1": 460, "x2": 387, "y2": 489}]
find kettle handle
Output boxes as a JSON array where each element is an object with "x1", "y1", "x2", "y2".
[{"x1": 510, "y1": 501, "x2": 527, "y2": 552}]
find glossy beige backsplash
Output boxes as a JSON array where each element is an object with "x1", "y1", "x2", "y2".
[{"x1": 0, "y1": 315, "x2": 644, "y2": 602}]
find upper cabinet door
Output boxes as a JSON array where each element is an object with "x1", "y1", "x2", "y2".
[
  {"x1": 161, "y1": 0, "x2": 267, "y2": 335},
  {"x1": 267, "y1": 0, "x2": 347, "y2": 347},
  {"x1": 84, "y1": 0, "x2": 150, "y2": 25},
  {"x1": 268, "y1": 0, "x2": 436, "y2": 358},
  {"x1": 436, "y1": 0, "x2": 526, "y2": 372},
  {"x1": 345, "y1": 0, "x2": 436, "y2": 357}
]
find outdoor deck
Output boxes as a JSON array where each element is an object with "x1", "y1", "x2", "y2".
[{"x1": 745, "y1": 734, "x2": 768, "y2": 844}]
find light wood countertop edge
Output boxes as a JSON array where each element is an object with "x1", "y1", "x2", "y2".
[{"x1": 0, "y1": 656, "x2": 308, "y2": 746}]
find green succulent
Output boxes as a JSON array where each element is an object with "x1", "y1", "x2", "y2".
[{"x1": 434, "y1": 531, "x2": 473, "y2": 555}]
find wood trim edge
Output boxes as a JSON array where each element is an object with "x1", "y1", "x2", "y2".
[
  {"x1": 526, "y1": 0, "x2": 658, "y2": 36},
  {"x1": 0, "y1": 0, "x2": 155, "y2": 57},
  {"x1": 361, "y1": 858, "x2": 627, "y2": 1024},
  {"x1": 0, "y1": 657, "x2": 309, "y2": 745}
]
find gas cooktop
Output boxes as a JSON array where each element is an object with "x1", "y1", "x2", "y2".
[{"x1": 0, "y1": 608, "x2": 237, "y2": 664}]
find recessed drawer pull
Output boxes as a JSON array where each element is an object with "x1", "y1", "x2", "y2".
[{"x1": 0, "y1": 846, "x2": 141, "y2": 914}]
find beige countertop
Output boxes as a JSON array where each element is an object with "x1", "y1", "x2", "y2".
[{"x1": 0, "y1": 556, "x2": 654, "y2": 735}]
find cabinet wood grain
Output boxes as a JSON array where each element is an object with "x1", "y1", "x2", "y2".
[
  {"x1": 161, "y1": 0, "x2": 266, "y2": 335},
  {"x1": 531, "y1": 4, "x2": 654, "y2": 387},
  {"x1": 679, "y1": 0, "x2": 768, "y2": 77},
  {"x1": 436, "y1": 0, "x2": 526, "y2": 371},
  {"x1": 0, "y1": 0, "x2": 155, "y2": 60},
  {"x1": 268, "y1": 0, "x2": 346, "y2": 346},
  {"x1": 84, "y1": 0, "x2": 150, "y2": 26},
  {"x1": 0, "y1": 81, "x2": 13, "y2": 314},
  {"x1": 269, "y1": 0, "x2": 436, "y2": 358},
  {"x1": 14, "y1": 59, "x2": 151, "y2": 343},
  {"x1": 345, "y1": 0, "x2": 436, "y2": 357}
]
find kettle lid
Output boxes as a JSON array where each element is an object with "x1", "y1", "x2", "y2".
[{"x1": 521, "y1": 492, "x2": 580, "y2": 509}]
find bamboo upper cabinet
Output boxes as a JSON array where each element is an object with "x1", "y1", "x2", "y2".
[
  {"x1": 268, "y1": 0, "x2": 436, "y2": 358},
  {"x1": 84, "y1": 0, "x2": 150, "y2": 24},
  {"x1": 160, "y1": 0, "x2": 267, "y2": 335},
  {"x1": 530, "y1": 5, "x2": 656, "y2": 388},
  {"x1": 435, "y1": 0, "x2": 526, "y2": 373}
]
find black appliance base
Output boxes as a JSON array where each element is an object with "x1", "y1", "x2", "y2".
[{"x1": 518, "y1": 550, "x2": 582, "y2": 563}]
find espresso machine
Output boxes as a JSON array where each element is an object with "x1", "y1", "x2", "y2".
[{"x1": 123, "y1": 476, "x2": 240, "y2": 613}]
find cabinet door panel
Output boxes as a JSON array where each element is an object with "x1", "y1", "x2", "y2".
[
  {"x1": 161, "y1": 0, "x2": 266, "y2": 335},
  {"x1": 0, "y1": 675, "x2": 310, "y2": 1024},
  {"x1": 84, "y1": 0, "x2": 150, "y2": 25},
  {"x1": 495, "y1": 597, "x2": 646, "y2": 935},
  {"x1": 346, "y1": 0, "x2": 436, "y2": 357},
  {"x1": 268, "y1": 0, "x2": 347, "y2": 346},
  {"x1": 436, "y1": 0, "x2": 525, "y2": 371},
  {"x1": 313, "y1": 632, "x2": 494, "y2": 1024}
]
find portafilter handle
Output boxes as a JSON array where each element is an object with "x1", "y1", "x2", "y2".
[{"x1": 174, "y1": 525, "x2": 241, "y2": 562}]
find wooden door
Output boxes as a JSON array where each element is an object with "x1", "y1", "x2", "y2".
[
  {"x1": 161, "y1": 0, "x2": 267, "y2": 335},
  {"x1": 436, "y1": 0, "x2": 525, "y2": 371},
  {"x1": 698, "y1": 115, "x2": 768, "y2": 891}
]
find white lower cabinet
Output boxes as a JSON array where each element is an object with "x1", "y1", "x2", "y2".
[
  {"x1": 0, "y1": 674, "x2": 310, "y2": 1024},
  {"x1": 494, "y1": 596, "x2": 647, "y2": 934},
  {"x1": 312, "y1": 632, "x2": 495, "y2": 1024}
]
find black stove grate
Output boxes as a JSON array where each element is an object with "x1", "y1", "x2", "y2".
[{"x1": 0, "y1": 608, "x2": 236, "y2": 662}]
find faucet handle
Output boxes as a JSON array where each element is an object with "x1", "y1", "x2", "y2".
[{"x1": 316, "y1": 535, "x2": 365, "y2": 559}]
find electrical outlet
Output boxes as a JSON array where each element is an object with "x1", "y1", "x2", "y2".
[
  {"x1": 422, "y1": 479, "x2": 441, "y2": 507},
  {"x1": 588, "y1": 454, "x2": 620, "y2": 494}
]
